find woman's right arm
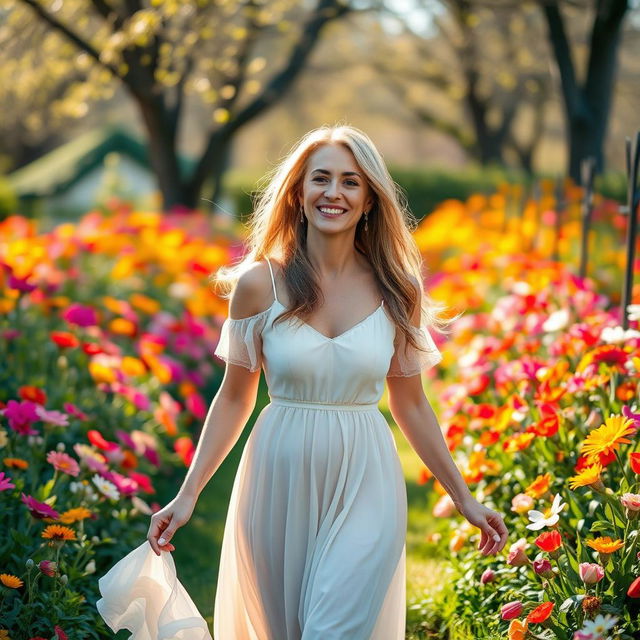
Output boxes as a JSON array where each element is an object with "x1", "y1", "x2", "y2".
[{"x1": 146, "y1": 261, "x2": 273, "y2": 555}]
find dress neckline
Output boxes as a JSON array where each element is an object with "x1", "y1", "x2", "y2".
[{"x1": 272, "y1": 299, "x2": 385, "y2": 342}]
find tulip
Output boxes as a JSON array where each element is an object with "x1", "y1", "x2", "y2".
[
  {"x1": 579, "y1": 563, "x2": 605, "y2": 584},
  {"x1": 511, "y1": 493, "x2": 534, "y2": 514},
  {"x1": 621, "y1": 492, "x2": 640, "y2": 520},
  {"x1": 532, "y1": 557, "x2": 554, "y2": 578},
  {"x1": 480, "y1": 568, "x2": 495, "y2": 584},
  {"x1": 501, "y1": 601, "x2": 523, "y2": 620},
  {"x1": 627, "y1": 576, "x2": 640, "y2": 598}
]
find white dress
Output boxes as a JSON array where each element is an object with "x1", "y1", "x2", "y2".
[{"x1": 97, "y1": 258, "x2": 442, "y2": 640}]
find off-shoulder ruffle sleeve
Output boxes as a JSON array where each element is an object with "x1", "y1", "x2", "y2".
[
  {"x1": 213, "y1": 307, "x2": 271, "y2": 372},
  {"x1": 387, "y1": 324, "x2": 443, "y2": 377}
]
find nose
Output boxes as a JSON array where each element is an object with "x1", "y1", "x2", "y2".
[{"x1": 324, "y1": 179, "x2": 339, "y2": 199}]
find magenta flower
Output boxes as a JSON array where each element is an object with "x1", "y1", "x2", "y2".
[
  {"x1": 35, "y1": 406, "x2": 69, "y2": 427},
  {"x1": 8, "y1": 274, "x2": 37, "y2": 292},
  {"x1": 0, "y1": 471, "x2": 15, "y2": 491},
  {"x1": 500, "y1": 600, "x2": 523, "y2": 620},
  {"x1": 62, "y1": 303, "x2": 98, "y2": 327},
  {"x1": 21, "y1": 493, "x2": 60, "y2": 520},
  {"x1": 533, "y1": 557, "x2": 554, "y2": 578},
  {"x1": 115, "y1": 429, "x2": 136, "y2": 450},
  {"x1": 480, "y1": 568, "x2": 495, "y2": 584},
  {"x1": 622, "y1": 405, "x2": 640, "y2": 431},
  {"x1": 103, "y1": 470, "x2": 139, "y2": 496},
  {"x1": 63, "y1": 402, "x2": 88, "y2": 421},
  {"x1": 46, "y1": 451, "x2": 80, "y2": 477},
  {"x1": 38, "y1": 560, "x2": 57, "y2": 577},
  {"x1": 1, "y1": 400, "x2": 39, "y2": 435}
]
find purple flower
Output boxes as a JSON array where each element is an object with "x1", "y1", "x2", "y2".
[
  {"x1": 1, "y1": 400, "x2": 40, "y2": 435},
  {"x1": 21, "y1": 493, "x2": 60, "y2": 520},
  {"x1": 0, "y1": 471, "x2": 15, "y2": 491},
  {"x1": 8, "y1": 274, "x2": 37, "y2": 292},
  {"x1": 622, "y1": 405, "x2": 640, "y2": 431},
  {"x1": 62, "y1": 303, "x2": 98, "y2": 328}
]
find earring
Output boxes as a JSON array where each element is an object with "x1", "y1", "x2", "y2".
[
  {"x1": 300, "y1": 208, "x2": 304, "y2": 223},
  {"x1": 364, "y1": 211, "x2": 369, "y2": 232}
]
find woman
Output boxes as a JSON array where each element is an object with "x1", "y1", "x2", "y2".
[{"x1": 97, "y1": 125, "x2": 508, "y2": 639}]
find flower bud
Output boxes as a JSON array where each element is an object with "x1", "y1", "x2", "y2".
[
  {"x1": 579, "y1": 562, "x2": 605, "y2": 584},
  {"x1": 25, "y1": 558, "x2": 34, "y2": 569},
  {"x1": 532, "y1": 557, "x2": 554, "y2": 578},
  {"x1": 56, "y1": 442, "x2": 66, "y2": 452},
  {"x1": 500, "y1": 600, "x2": 523, "y2": 620},
  {"x1": 60, "y1": 574, "x2": 68, "y2": 586},
  {"x1": 480, "y1": 568, "x2": 495, "y2": 584}
]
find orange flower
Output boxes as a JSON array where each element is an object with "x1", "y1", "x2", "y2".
[
  {"x1": 18, "y1": 386, "x2": 47, "y2": 405},
  {"x1": 507, "y1": 618, "x2": 528, "y2": 640},
  {"x1": 3, "y1": 457, "x2": 28, "y2": 469},
  {"x1": 581, "y1": 415, "x2": 635, "y2": 463},
  {"x1": 586, "y1": 536, "x2": 624, "y2": 554},
  {"x1": 42, "y1": 524, "x2": 76, "y2": 541},
  {"x1": 568, "y1": 463, "x2": 603, "y2": 491},
  {"x1": 0, "y1": 573, "x2": 23, "y2": 588},
  {"x1": 525, "y1": 473, "x2": 552, "y2": 498},
  {"x1": 108, "y1": 318, "x2": 137, "y2": 337},
  {"x1": 526, "y1": 601, "x2": 554, "y2": 624},
  {"x1": 88, "y1": 361, "x2": 117, "y2": 384},
  {"x1": 503, "y1": 432, "x2": 535, "y2": 453},
  {"x1": 59, "y1": 507, "x2": 93, "y2": 524},
  {"x1": 129, "y1": 293, "x2": 160, "y2": 315},
  {"x1": 121, "y1": 356, "x2": 146, "y2": 377}
]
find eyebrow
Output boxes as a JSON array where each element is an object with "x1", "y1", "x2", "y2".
[{"x1": 310, "y1": 168, "x2": 362, "y2": 178}]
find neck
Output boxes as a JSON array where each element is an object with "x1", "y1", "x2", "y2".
[{"x1": 305, "y1": 229, "x2": 360, "y2": 277}]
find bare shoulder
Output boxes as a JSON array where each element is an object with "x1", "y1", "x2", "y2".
[{"x1": 229, "y1": 259, "x2": 276, "y2": 319}]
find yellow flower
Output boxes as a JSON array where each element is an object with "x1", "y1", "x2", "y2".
[
  {"x1": 129, "y1": 293, "x2": 160, "y2": 315},
  {"x1": 0, "y1": 629, "x2": 11, "y2": 639},
  {"x1": 42, "y1": 524, "x2": 76, "y2": 541},
  {"x1": 586, "y1": 536, "x2": 624, "y2": 554},
  {"x1": 0, "y1": 428, "x2": 7, "y2": 449},
  {"x1": 525, "y1": 473, "x2": 552, "y2": 498},
  {"x1": 0, "y1": 573, "x2": 23, "y2": 588},
  {"x1": 568, "y1": 463, "x2": 603, "y2": 491},
  {"x1": 59, "y1": 507, "x2": 93, "y2": 524},
  {"x1": 581, "y1": 414, "x2": 635, "y2": 463}
]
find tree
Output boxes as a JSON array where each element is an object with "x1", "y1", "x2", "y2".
[{"x1": 5, "y1": 0, "x2": 352, "y2": 210}]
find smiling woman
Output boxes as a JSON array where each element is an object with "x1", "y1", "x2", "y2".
[{"x1": 96, "y1": 124, "x2": 508, "y2": 640}]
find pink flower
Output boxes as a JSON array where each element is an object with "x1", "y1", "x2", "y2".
[
  {"x1": 46, "y1": 451, "x2": 80, "y2": 477},
  {"x1": 579, "y1": 562, "x2": 605, "y2": 584},
  {"x1": 103, "y1": 470, "x2": 139, "y2": 496},
  {"x1": 532, "y1": 557, "x2": 554, "y2": 578},
  {"x1": 0, "y1": 471, "x2": 15, "y2": 491},
  {"x1": 8, "y1": 274, "x2": 36, "y2": 292},
  {"x1": 35, "y1": 406, "x2": 69, "y2": 427},
  {"x1": 620, "y1": 493, "x2": 640, "y2": 511},
  {"x1": 480, "y1": 568, "x2": 495, "y2": 584},
  {"x1": 38, "y1": 560, "x2": 57, "y2": 577},
  {"x1": 511, "y1": 493, "x2": 534, "y2": 514},
  {"x1": 432, "y1": 494, "x2": 456, "y2": 518},
  {"x1": 62, "y1": 303, "x2": 98, "y2": 327},
  {"x1": 54, "y1": 625, "x2": 68, "y2": 640},
  {"x1": 501, "y1": 600, "x2": 523, "y2": 620},
  {"x1": 21, "y1": 493, "x2": 60, "y2": 520},
  {"x1": 622, "y1": 405, "x2": 640, "y2": 431},
  {"x1": 507, "y1": 538, "x2": 530, "y2": 567},
  {"x1": 1, "y1": 400, "x2": 39, "y2": 435}
]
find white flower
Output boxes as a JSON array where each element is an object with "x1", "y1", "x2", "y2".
[
  {"x1": 543, "y1": 309, "x2": 570, "y2": 332},
  {"x1": 84, "y1": 559, "x2": 96, "y2": 575},
  {"x1": 92, "y1": 474, "x2": 120, "y2": 501},
  {"x1": 601, "y1": 325, "x2": 640, "y2": 344},
  {"x1": 627, "y1": 304, "x2": 640, "y2": 322},
  {"x1": 526, "y1": 493, "x2": 565, "y2": 531},
  {"x1": 131, "y1": 495, "x2": 153, "y2": 515},
  {"x1": 580, "y1": 613, "x2": 618, "y2": 637}
]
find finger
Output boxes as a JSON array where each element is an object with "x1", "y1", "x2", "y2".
[
  {"x1": 487, "y1": 521, "x2": 507, "y2": 555},
  {"x1": 477, "y1": 529, "x2": 487, "y2": 552},
  {"x1": 483, "y1": 526, "x2": 501, "y2": 555},
  {"x1": 147, "y1": 517, "x2": 164, "y2": 556},
  {"x1": 158, "y1": 525, "x2": 178, "y2": 551}
]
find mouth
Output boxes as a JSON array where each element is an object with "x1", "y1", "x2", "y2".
[{"x1": 317, "y1": 205, "x2": 348, "y2": 218}]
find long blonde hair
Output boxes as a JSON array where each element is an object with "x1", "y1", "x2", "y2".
[{"x1": 211, "y1": 124, "x2": 457, "y2": 351}]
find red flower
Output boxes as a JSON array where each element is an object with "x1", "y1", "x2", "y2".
[
  {"x1": 527, "y1": 414, "x2": 559, "y2": 437},
  {"x1": 630, "y1": 453, "x2": 640, "y2": 475},
  {"x1": 54, "y1": 625, "x2": 68, "y2": 640},
  {"x1": 50, "y1": 331, "x2": 79, "y2": 348},
  {"x1": 174, "y1": 436, "x2": 195, "y2": 466},
  {"x1": 526, "y1": 601, "x2": 554, "y2": 624},
  {"x1": 535, "y1": 530, "x2": 562, "y2": 553},
  {"x1": 87, "y1": 429, "x2": 120, "y2": 451},
  {"x1": 82, "y1": 342, "x2": 104, "y2": 355},
  {"x1": 627, "y1": 576, "x2": 640, "y2": 598},
  {"x1": 18, "y1": 386, "x2": 47, "y2": 405}
]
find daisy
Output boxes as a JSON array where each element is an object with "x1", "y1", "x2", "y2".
[
  {"x1": 0, "y1": 471, "x2": 15, "y2": 491},
  {"x1": 21, "y1": 493, "x2": 60, "y2": 520},
  {"x1": 59, "y1": 507, "x2": 93, "y2": 524},
  {"x1": 92, "y1": 473, "x2": 120, "y2": 500},
  {"x1": 585, "y1": 536, "x2": 624, "y2": 554},
  {"x1": 0, "y1": 573, "x2": 23, "y2": 588},
  {"x1": 34, "y1": 406, "x2": 69, "y2": 427},
  {"x1": 568, "y1": 463, "x2": 603, "y2": 491},
  {"x1": 524, "y1": 473, "x2": 552, "y2": 498},
  {"x1": 526, "y1": 493, "x2": 565, "y2": 531},
  {"x1": 46, "y1": 451, "x2": 80, "y2": 477},
  {"x1": 580, "y1": 613, "x2": 618, "y2": 636},
  {"x1": 581, "y1": 415, "x2": 635, "y2": 463},
  {"x1": 41, "y1": 524, "x2": 76, "y2": 541}
]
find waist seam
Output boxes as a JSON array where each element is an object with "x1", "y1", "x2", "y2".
[{"x1": 269, "y1": 396, "x2": 379, "y2": 412}]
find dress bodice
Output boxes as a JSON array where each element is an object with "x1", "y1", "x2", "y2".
[{"x1": 213, "y1": 260, "x2": 442, "y2": 401}]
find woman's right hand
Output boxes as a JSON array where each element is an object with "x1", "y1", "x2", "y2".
[{"x1": 146, "y1": 492, "x2": 197, "y2": 556}]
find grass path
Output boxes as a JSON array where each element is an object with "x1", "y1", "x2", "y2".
[{"x1": 152, "y1": 379, "x2": 447, "y2": 637}]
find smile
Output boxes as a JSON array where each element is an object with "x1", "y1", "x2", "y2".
[{"x1": 317, "y1": 206, "x2": 347, "y2": 217}]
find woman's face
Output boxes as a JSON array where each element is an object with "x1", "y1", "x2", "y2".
[{"x1": 298, "y1": 143, "x2": 374, "y2": 235}]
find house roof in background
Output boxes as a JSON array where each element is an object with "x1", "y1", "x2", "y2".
[{"x1": 9, "y1": 125, "x2": 196, "y2": 198}]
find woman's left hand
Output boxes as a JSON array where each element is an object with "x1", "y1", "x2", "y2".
[{"x1": 457, "y1": 497, "x2": 509, "y2": 556}]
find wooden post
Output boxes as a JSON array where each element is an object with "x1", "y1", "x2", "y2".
[
  {"x1": 621, "y1": 132, "x2": 640, "y2": 330},
  {"x1": 579, "y1": 157, "x2": 596, "y2": 280}
]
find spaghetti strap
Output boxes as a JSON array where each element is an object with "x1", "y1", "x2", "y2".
[{"x1": 265, "y1": 257, "x2": 279, "y2": 304}]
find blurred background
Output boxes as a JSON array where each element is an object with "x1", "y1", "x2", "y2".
[{"x1": 1, "y1": 0, "x2": 638, "y2": 222}]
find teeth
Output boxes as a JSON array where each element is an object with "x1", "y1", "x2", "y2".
[{"x1": 319, "y1": 207, "x2": 345, "y2": 214}]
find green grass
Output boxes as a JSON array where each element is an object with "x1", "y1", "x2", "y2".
[{"x1": 153, "y1": 379, "x2": 449, "y2": 636}]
